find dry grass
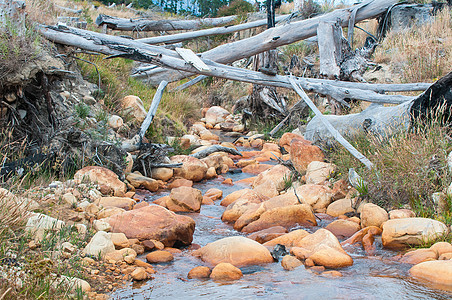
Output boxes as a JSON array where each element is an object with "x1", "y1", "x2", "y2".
[{"x1": 373, "y1": 8, "x2": 451, "y2": 83}]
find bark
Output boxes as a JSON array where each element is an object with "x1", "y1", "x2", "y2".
[
  {"x1": 136, "y1": 0, "x2": 398, "y2": 85},
  {"x1": 38, "y1": 24, "x2": 428, "y2": 105},
  {"x1": 95, "y1": 14, "x2": 238, "y2": 31},
  {"x1": 137, "y1": 15, "x2": 287, "y2": 45}
]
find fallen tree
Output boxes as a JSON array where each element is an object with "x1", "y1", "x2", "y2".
[
  {"x1": 95, "y1": 14, "x2": 238, "y2": 31},
  {"x1": 137, "y1": 15, "x2": 287, "y2": 45},
  {"x1": 305, "y1": 71, "x2": 452, "y2": 145},
  {"x1": 133, "y1": 0, "x2": 399, "y2": 85},
  {"x1": 38, "y1": 24, "x2": 427, "y2": 105}
]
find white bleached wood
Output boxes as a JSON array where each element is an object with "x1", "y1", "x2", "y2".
[{"x1": 176, "y1": 48, "x2": 211, "y2": 72}]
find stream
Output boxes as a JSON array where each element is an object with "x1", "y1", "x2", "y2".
[{"x1": 110, "y1": 145, "x2": 452, "y2": 300}]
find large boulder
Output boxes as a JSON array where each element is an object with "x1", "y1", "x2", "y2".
[
  {"x1": 305, "y1": 161, "x2": 336, "y2": 185},
  {"x1": 289, "y1": 184, "x2": 333, "y2": 211},
  {"x1": 241, "y1": 204, "x2": 317, "y2": 233},
  {"x1": 167, "y1": 186, "x2": 203, "y2": 212},
  {"x1": 360, "y1": 203, "x2": 388, "y2": 228},
  {"x1": 170, "y1": 155, "x2": 208, "y2": 182},
  {"x1": 290, "y1": 140, "x2": 325, "y2": 173},
  {"x1": 193, "y1": 236, "x2": 273, "y2": 267},
  {"x1": 83, "y1": 231, "x2": 115, "y2": 258},
  {"x1": 205, "y1": 106, "x2": 230, "y2": 126},
  {"x1": 221, "y1": 189, "x2": 252, "y2": 206},
  {"x1": 410, "y1": 260, "x2": 452, "y2": 290},
  {"x1": 121, "y1": 95, "x2": 147, "y2": 122},
  {"x1": 126, "y1": 173, "x2": 159, "y2": 192},
  {"x1": 74, "y1": 166, "x2": 127, "y2": 197},
  {"x1": 382, "y1": 218, "x2": 449, "y2": 249},
  {"x1": 108, "y1": 205, "x2": 195, "y2": 246}
]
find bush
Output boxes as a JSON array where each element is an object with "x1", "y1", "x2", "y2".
[{"x1": 217, "y1": 0, "x2": 255, "y2": 17}]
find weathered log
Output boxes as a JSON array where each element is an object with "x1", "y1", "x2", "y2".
[
  {"x1": 95, "y1": 14, "x2": 238, "y2": 31},
  {"x1": 172, "y1": 75, "x2": 208, "y2": 92},
  {"x1": 190, "y1": 145, "x2": 242, "y2": 159},
  {"x1": 305, "y1": 71, "x2": 452, "y2": 145},
  {"x1": 55, "y1": 5, "x2": 82, "y2": 14},
  {"x1": 139, "y1": 80, "x2": 168, "y2": 141},
  {"x1": 38, "y1": 24, "x2": 427, "y2": 105},
  {"x1": 136, "y1": 0, "x2": 399, "y2": 85},
  {"x1": 137, "y1": 15, "x2": 287, "y2": 45}
]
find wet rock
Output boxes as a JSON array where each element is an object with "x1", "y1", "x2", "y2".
[
  {"x1": 188, "y1": 266, "x2": 211, "y2": 279},
  {"x1": 202, "y1": 196, "x2": 214, "y2": 205},
  {"x1": 210, "y1": 263, "x2": 242, "y2": 281},
  {"x1": 151, "y1": 168, "x2": 173, "y2": 182},
  {"x1": 281, "y1": 255, "x2": 303, "y2": 271},
  {"x1": 205, "y1": 106, "x2": 230, "y2": 126},
  {"x1": 305, "y1": 162, "x2": 336, "y2": 185},
  {"x1": 321, "y1": 270, "x2": 343, "y2": 277},
  {"x1": 221, "y1": 191, "x2": 267, "y2": 223},
  {"x1": 111, "y1": 232, "x2": 130, "y2": 249},
  {"x1": 241, "y1": 204, "x2": 317, "y2": 233},
  {"x1": 326, "y1": 198, "x2": 354, "y2": 217},
  {"x1": 400, "y1": 249, "x2": 438, "y2": 264},
  {"x1": 146, "y1": 250, "x2": 174, "y2": 263},
  {"x1": 293, "y1": 228, "x2": 353, "y2": 269},
  {"x1": 126, "y1": 173, "x2": 159, "y2": 192},
  {"x1": 108, "y1": 205, "x2": 195, "y2": 247},
  {"x1": 95, "y1": 197, "x2": 135, "y2": 211},
  {"x1": 410, "y1": 260, "x2": 452, "y2": 290},
  {"x1": 168, "y1": 178, "x2": 193, "y2": 189},
  {"x1": 290, "y1": 140, "x2": 325, "y2": 173},
  {"x1": 131, "y1": 267, "x2": 147, "y2": 281},
  {"x1": 247, "y1": 226, "x2": 288, "y2": 244},
  {"x1": 170, "y1": 155, "x2": 208, "y2": 182},
  {"x1": 382, "y1": 218, "x2": 449, "y2": 249},
  {"x1": 193, "y1": 236, "x2": 273, "y2": 267},
  {"x1": 122, "y1": 95, "x2": 147, "y2": 122},
  {"x1": 84, "y1": 231, "x2": 115, "y2": 258},
  {"x1": 167, "y1": 186, "x2": 203, "y2": 213},
  {"x1": 204, "y1": 188, "x2": 223, "y2": 201},
  {"x1": 325, "y1": 219, "x2": 360, "y2": 239},
  {"x1": 360, "y1": 203, "x2": 388, "y2": 228},
  {"x1": 205, "y1": 167, "x2": 217, "y2": 179},
  {"x1": 342, "y1": 226, "x2": 382, "y2": 246},
  {"x1": 242, "y1": 164, "x2": 273, "y2": 174},
  {"x1": 252, "y1": 165, "x2": 291, "y2": 194},
  {"x1": 388, "y1": 209, "x2": 416, "y2": 219},
  {"x1": 74, "y1": 166, "x2": 127, "y2": 197},
  {"x1": 289, "y1": 184, "x2": 333, "y2": 211},
  {"x1": 153, "y1": 196, "x2": 169, "y2": 207},
  {"x1": 236, "y1": 159, "x2": 257, "y2": 168},
  {"x1": 263, "y1": 229, "x2": 310, "y2": 247}
]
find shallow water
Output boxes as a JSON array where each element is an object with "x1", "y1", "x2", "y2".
[{"x1": 111, "y1": 151, "x2": 452, "y2": 300}]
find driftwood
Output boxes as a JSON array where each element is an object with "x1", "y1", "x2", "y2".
[
  {"x1": 318, "y1": 20, "x2": 342, "y2": 80},
  {"x1": 38, "y1": 24, "x2": 429, "y2": 105},
  {"x1": 138, "y1": 80, "x2": 168, "y2": 142},
  {"x1": 95, "y1": 14, "x2": 238, "y2": 31},
  {"x1": 137, "y1": 15, "x2": 287, "y2": 45},
  {"x1": 172, "y1": 75, "x2": 208, "y2": 92},
  {"x1": 135, "y1": 0, "x2": 399, "y2": 85},
  {"x1": 305, "y1": 71, "x2": 452, "y2": 145},
  {"x1": 55, "y1": 5, "x2": 82, "y2": 14},
  {"x1": 190, "y1": 145, "x2": 242, "y2": 159}
]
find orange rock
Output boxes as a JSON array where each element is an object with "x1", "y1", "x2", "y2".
[
  {"x1": 242, "y1": 164, "x2": 273, "y2": 174},
  {"x1": 322, "y1": 270, "x2": 343, "y2": 277},
  {"x1": 388, "y1": 209, "x2": 416, "y2": 219},
  {"x1": 400, "y1": 249, "x2": 438, "y2": 264},
  {"x1": 254, "y1": 156, "x2": 271, "y2": 162},
  {"x1": 210, "y1": 263, "x2": 242, "y2": 281},
  {"x1": 360, "y1": 203, "x2": 388, "y2": 228},
  {"x1": 279, "y1": 132, "x2": 306, "y2": 152},
  {"x1": 108, "y1": 205, "x2": 195, "y2": 247},
  {"x1": 168, "y1": 178, "x2": 193, "y2": 189},
  {"x1": 281, "y1": 255, "x2": 303, "y2": 271},
  {"x1": 325, "y1": 219, "x2": 360, "y2": 239},
  {"x1": 193, "y1": 236, "x2": 273, "y2": 267},
  {"x1": 170, "y1": 155, "x2": 208, "y2": 182},
  {"x1": 289, "y1": 184, "x2": 333, "y2": 212},
  {"x1": 235, "y1": 177, "x2": 256, "y2": 186},
  {"x1": 188, "y1": 266, "x2": 211, "y2": 279},
  {"x1": 362, "y1": 232, "x2": 376, "y2": 256},
  {"x1": 290, "y1": 140, "x2": 324, "y2": 173},
  {"x1": 250, "y1": 139, "x2": 263, "y2": 148},
  {"x1": 221, "y1": 191, "x2": 267, "y2": 224},
  {"x1": 241, "y1": 204, "x2": 317, "y2": 233},
  {"x1": 95, "y1": 197, "x2": 135, "y2": 211},
  {"x1": 241, "y1": 151, "x2": 261, "y2": 159},
  {"x1": 326, "y1": 198, "x2": 355, "y2": 217},
  {"x1": 146, "y1": 250, "x2": 174, "y2": 263},
  {"x1": 133, "y1": 201, "x2": 149, "y2": 210},
  {"x1": 205, "y1": 167, "x2": 217, "y2": 179},
  {"x1": 220, "y1": 189, "x2": 252, "y2": 207},
  {"x1": 331, "y1": 179, "x2": 349, "y2": 201},
  {"x1": 236, "y1": 159, "x2": 257, "y2": 168},
  {"x1": 309, "y1": 266, "x2": 326, "y2": 273},
  {"x1": 167, "y1": 186, "x2": 203, "y2": 213},
  {"x1": 410, "y1": 260, "x2": 452, "y2": 290},
  {"x1": 153, "y1": 196, "x2": 169, "y2": 208},
  {"x1": 164, "y1": 247, "x2": 182, "y2": 254},
  {"x1": 74, "y1": 166, "x2": 127, "y2": 197},
  {"x1": 247, "y1": 226, "x2": 288, "y2": 244},
  {"x1": 263, "y1": 229, "x2": 310, "y2": 247},
  {"x1": 304, "y1": 258, "x2": 315, "y2": 267},
  {"x1": 222, "y1": 178, "x2": 233, "y2": 185},
  {"x1": 430, "y1": 242, "x2": 452, "y2": 256},
  {"x1": 341, "y1": 226, "x2": 382, "y2": 246},
  {"x1": 204, "y1": 188, "x2": 223, "y2": 201},
  {"x1": 202, "y1": 196, "x2": 214, "y2": 205},
  {"x1": 252, "y1": 165, "x2": 291, "y2": 194}
]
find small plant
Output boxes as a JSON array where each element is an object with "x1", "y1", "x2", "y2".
[{"x1": 74, "y1": 103, "x2": 90, "y2": 119}]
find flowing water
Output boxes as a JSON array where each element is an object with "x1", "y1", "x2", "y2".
[{"x1": 111, "y1": 147, "x2": 452, "y2": 300}]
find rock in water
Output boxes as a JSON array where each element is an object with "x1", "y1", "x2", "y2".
[
  {"x1": 193, "y1": 236, "x2": 273, "y2": 267},
  {"x1": 210, "y1": 263, "x2": 242, "y2": 281},
  {"x1": 410, "y1": 260, "x2": 452, "y2": 291},
  {"x1": 108, "y1": 205, "x2": 195, "y2": 247}
]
